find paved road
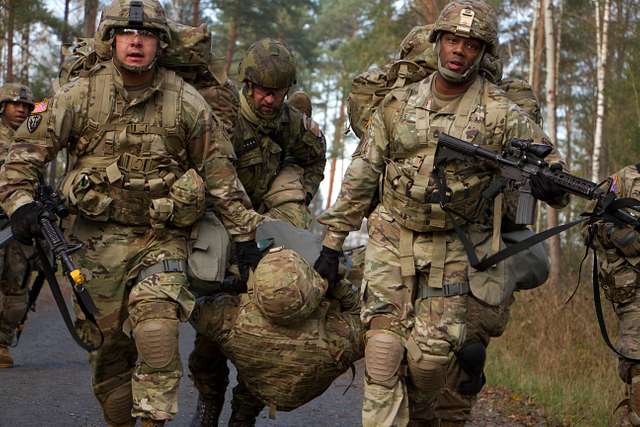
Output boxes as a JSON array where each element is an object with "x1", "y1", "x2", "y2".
[{"x1": 0, "y1": 287, "x2": 363, "y2": 427}]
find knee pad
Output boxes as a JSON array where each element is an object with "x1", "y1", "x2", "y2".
[
  {"x1": 456, "y1": 341, "x2": 487, "y2": 395},
  {"x1": 630, "y1": 373, "x2": 640, "y2": 425},
  {"x1": 102, "y1": 381, "x2": 134, "y2": 425},
  {"x1": 1, "y1": 294, "x2": 26, "y2": 327},
  {"x1": 407, "y1": 354, "x2": 449, "y2": 397},
  {"x1": 134, "y1": 318, "x2": 178, "y2": 369},
  {"x1": 364, "y1": 330, "x2": 404, "y2": 388}
]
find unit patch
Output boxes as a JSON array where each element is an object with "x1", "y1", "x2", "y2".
[{"x1": 26, "y1": 114, "x2": 42, "y2": 133}]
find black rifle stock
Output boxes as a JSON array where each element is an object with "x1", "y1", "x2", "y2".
[{"x1": 434, "y1": 133, "x2": 640, "y2": 229}]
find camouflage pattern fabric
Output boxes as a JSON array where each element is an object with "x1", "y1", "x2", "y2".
[
  {"x1": 592, "y1": 164, "x2": 640, "y2": 424},
  {"x1": 188, "y1": 83, "x2": 325, "y2": 416},
  {"x1": 288, "y1": 91, "x2": 312, "y2": 117},
  {"x1": 0, "y1": 121, "x2": 31, "y2": 348},
  {"x1": 238, "y1": 38, "x2": 297, "y2": 89},
  {"x1": 0, "y1": 58, "x2": 262, "y2": 422},
  {"x1": 0, "y1": 83, "x2": 35, "y2": 110},
  {"x1": 319, "y1": 67, "x2": 557, "y2": 425},
  {"x1": 190, "y1": 282, "x2": 364, "y2": 413}
]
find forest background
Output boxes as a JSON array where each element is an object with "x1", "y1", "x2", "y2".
[{"x1": 0, "y1": 0, "x2": 638, "y2": 424}]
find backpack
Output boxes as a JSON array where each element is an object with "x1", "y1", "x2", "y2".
[
  {"x1": 58, "y1": 20, "x2": 221, "y2": 88},
  {"x1": 347, "y1": 25, "x2": 508, "y2": 139}
]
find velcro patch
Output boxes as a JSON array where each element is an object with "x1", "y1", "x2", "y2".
[
  {"x1": 32, "y1": 99, "x2": 48, "y2": 114},
  {"x1": 26, "y1": 114, "x2": 42, "y2": 133},
  {"x1": 303, "y1": 115, "x2": 322, "y2": 138}
]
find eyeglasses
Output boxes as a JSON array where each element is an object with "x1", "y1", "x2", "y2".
[
  {"x1": 253, "y1": 85, "x2": 288, "y2": 99},
  {"x1": 115, "y1": 28, "x2": 158, "y2": 40}
]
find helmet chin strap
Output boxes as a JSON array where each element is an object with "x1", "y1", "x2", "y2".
[{"x1": 435, "y1": 36, "x2": 486, "y2": 84}]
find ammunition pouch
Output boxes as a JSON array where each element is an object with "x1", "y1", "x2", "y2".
[
  {"x1": 60, "y1": 156, "x2": 184, "y2": 226},
  {"x1": 599, "y1": 258, "x2": 638, "y2": 305},
  {"x1": 381, "y1": 158, "x2": 491, "y2": 232}
]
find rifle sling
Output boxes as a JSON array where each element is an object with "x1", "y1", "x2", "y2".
[
  {"x1": 591, "y1": 244, "x2": 640, "y2": 362},
  {"x1": 34, "y1": 242, "x2": 103, "y2": 352}
]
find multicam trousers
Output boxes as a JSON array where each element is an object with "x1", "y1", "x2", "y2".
[
  {"x1": 361, "y1": 205, "x2": 472, "y2": 427},
  {"x1": 0, "y1": 239, "x2": 31, "y2": 347},
  {"x1": 71, "y1": 217, "x2": 194, "y2": 423}
]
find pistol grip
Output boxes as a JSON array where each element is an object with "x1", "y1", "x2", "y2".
[{"x1": 516, "y1": 192, "x2": 537, "y2": 225}]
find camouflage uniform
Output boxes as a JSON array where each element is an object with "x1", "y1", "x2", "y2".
[
  {"x1": 0, "y1": 84, "x2": 35, "y2": 366},
  {"x1": 0, "y1": 1, "x2": 261, "y2": 424},
  {"x1": 318, "y1": 2, "x2": 563, "y2": 425},
  {"x1": 188, "y1": 39, "x2": 326, "y2": 426},
  {"x1": 592, "y1": 165, "x2": 640, "y2": 425},
  {"x1": 190, "y1": 248, "x2": 364, "y2": 414}
]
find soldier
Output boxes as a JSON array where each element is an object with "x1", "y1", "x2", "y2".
[
  {"x1": 189, "y1": 40, "x2": 326, "y2": 426},
  {"x1": 190, "y1": 248, "x2": 363, "y2": 418},
  {"x1": 0, "y1": 0, "x2": 263, "y2": 426},
  {"x1": 314, "y1": 1, "x2": 568, "y2": 426},
  {"x1": 589, "y1": 167, "x2": 640, "y2": 426},
  {"x1": 0, "y1": 83, "x2": 34, "y2": 368}
]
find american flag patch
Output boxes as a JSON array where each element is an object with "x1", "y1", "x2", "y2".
[
  {"x1": 609, "y1": 175, "x2": 620, "y2": 193},
  {"x1": 32, "y1": 99, "x2": 48, "y2": 114}
]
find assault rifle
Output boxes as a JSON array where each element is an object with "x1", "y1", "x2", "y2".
[
  {"x1": 434, "y1": 133, "x2": 640, "y2": 362},
  {"x1": 433, "y1": 133, "x2": 640, "y2": 230},
  {"x1": 0, "y1": 185, "x2": 102, "y2": 351}
]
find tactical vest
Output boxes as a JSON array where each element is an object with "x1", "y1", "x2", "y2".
[
  {"x1": 380, "y1": 75, "x2": 506, "y2": 232},
  {"x1": 222, "y1": 296, "x2": 364, "y2": 411},
  {"x1": 61, "y1": 64, "x2": 188, "y2": 226}
]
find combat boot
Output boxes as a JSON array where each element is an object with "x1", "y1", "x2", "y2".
[
  {"x1": 190, "y1": 396, "x2": 223, "y2": 427},
  {"x1": 140, "y1": 419, "x2": 165, "y2": 427},
  {"x1": 228, "y1": 411, "x2": 257, "y2": 427},
  {"x1": 0, "y1": 345, "x2": 13, "y2": 368},
  {"x1": 439, "y1": 421, "x2": 466, "y2": 427}
]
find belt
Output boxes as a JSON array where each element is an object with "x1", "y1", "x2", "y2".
[
  {"x1": 421, "y1": 282, "x2": 470, "y2": 298},
  {"x1": 138, "y1": 259, "x2": 186, "y2": 282}
]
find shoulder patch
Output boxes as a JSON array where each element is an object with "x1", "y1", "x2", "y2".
[
  {"x1": 26, "y1": 114, "x2": 43, "y2": 133},
  {"x1": 32, "y1": 99, "x2": 48, "y2": 114},
  {"x1": 303, "y1": 115, "x2": 322, "y2": 138}
]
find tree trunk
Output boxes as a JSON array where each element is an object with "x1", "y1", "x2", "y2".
[
  {"x1": 592, "y1": 0, "x2": 611, "y2": 182},
  {"x1": 192, "y1": 0, "x2": 200, "y2": 26},
  {"x1": 528, "y1": 0, "x2": 539, "y2": 86},
  {"x1": 544, "y1": 0, "x2": 561, "y2": 287},
  {"x1": 59, "y1": 0, "x2": 70, "y2": 67},
  {"x1": 224, "y1": 14, "x2": 238, "y2": 77},
  {"x1": 325, "y1": 96, "x2": 346, "y2": 209},
  {"x1": 20, "y1": 23, "x2": 29, "y2": 84},
  {"x1": 83, "y1": 0, "x2": 99, "y2": 37},
  {"x1": 532, "y1": 0, "x2": 545, "y2": 99},
  {"x1": 6, "y1": 0, "x2": 14, "y2": 82},
  {"x1": 412, "y1": 0, "x2": 447, "y2": 24}
]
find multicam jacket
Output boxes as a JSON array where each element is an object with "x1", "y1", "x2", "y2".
[{"x1": 0, "y1": 61, "x2": 262, "y2": 240}]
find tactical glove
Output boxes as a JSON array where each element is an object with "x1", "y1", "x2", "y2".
[
  {"x1": 234, "y1": 240, "x2": 262, "y2": 283},
  {"x1": 314, "y1": 246, "x2": 340, "y2": 286},
  {"x1": 530, "y1": 165, "x2": 567, "y2": 204},
  {"x1": 10, "y1": 201, "x2": 44, "y2": 245}
]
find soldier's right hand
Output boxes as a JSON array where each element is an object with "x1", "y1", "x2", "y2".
[
  {"x1": 10, "y1": 201, "x2": 44, "y2": 245},
  {"x1": 234, "y1": 240, "x2": 262, "y2": 283},
  {"x1": 314, "y1": 246, "x2": 340, "y2": 287}
]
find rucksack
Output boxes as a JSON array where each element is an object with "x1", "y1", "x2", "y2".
[
  {"x1": 58, "y1": 20, "x2": 221, "y2": 88},
  {"x1": 347, "y1": 25, "x2": 510, "y2": 139}
]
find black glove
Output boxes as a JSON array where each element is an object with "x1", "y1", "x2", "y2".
[
  {"x1": 314, "y1": 246, "x2": 340, "y2": 286},
  {"x1": 10, "y1": 201, "x2": 44, "y2": 245},
  {"x1": 530, "y1": 165, "x2": 566, "y2": 203},
  {"x1": 234, "y1": 240, "x2": 262, "y2": 283}
]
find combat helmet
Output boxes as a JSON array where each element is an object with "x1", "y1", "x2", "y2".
[
  {"x1": 250, "y1": 248, "x2": 327, "y2": 325},
  {"x1": 429, "y1": 0, "x2": 498, "y2": 55},
  {"x1": 238, "y1": 38, "x2": 297, "y2": 89},
  {"x1": 95, "y1": 0, "x2": 171, "y2": 66},
  {"x1": 0, "y1": 83, "x2": 34, "y2": 114}
]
